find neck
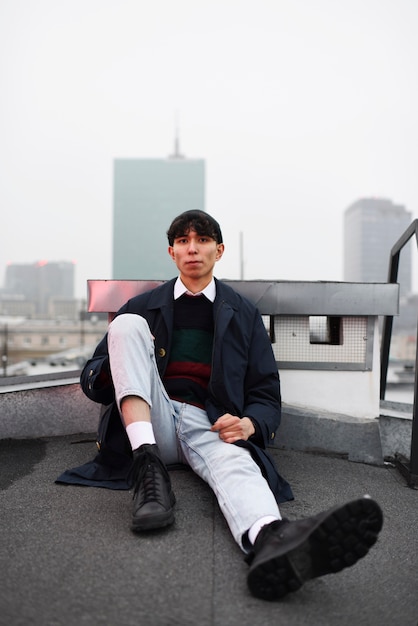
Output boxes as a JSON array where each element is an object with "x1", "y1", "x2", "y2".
[{"x1": 180, "y1": 276, "x2": 213, "y2": 294}]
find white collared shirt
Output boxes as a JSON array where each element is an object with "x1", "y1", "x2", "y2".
[{"x1": 174, "y1": 277, "x2": 216, "y2": 302}]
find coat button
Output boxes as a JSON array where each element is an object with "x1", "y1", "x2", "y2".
[{"x1": 158, "y1": 348, "x2": 166, "y2": 357}]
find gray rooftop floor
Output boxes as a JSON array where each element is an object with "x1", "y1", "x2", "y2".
[{"x1": 1, "y1": 436, "x2": 417, "y2": 626}]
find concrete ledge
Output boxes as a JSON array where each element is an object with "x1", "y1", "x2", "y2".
[
  {"x1": 0, "y1": 376, "x2": 413, "y2": 467},
  {"x1": 379, "y1": 400, "x2": 413, "y2": 459},
  {"x1": 279, "y1": 405, "x2": 385, "y2": 465},
  {"x1": 0, "y1": 377, "x2": 99, "y2": 439}
]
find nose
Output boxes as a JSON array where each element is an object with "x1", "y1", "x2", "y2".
[{"x1": 187, "y1": 240, "x2": 198, "y2": 253}]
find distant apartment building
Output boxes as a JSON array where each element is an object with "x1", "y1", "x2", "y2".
[
  {"x1": 344, "y1": 198, "x2": 412, "y2": 297},
  {"x1": 0, "y1": 316, "x2": 108, "y2": 372},
  {"x1": 113, "y1": 146, "x2": 205, "y2": 280},
  {"x1": 1, "y1": 261, "x2": 75, "y2": 316}
]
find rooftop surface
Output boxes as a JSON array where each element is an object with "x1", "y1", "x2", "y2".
[{"x1": 1, "y1": 435, "x2": 417, "y2": 626}]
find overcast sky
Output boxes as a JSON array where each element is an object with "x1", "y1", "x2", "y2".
[{"x1": 1, "y1": 0, "x2": 418, "y2": 298}]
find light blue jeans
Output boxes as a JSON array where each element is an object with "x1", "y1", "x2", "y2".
[{"x1": 108, "y1": 313, "x2": 280, "y2": 550}]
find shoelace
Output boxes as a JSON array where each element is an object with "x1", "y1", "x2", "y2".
[{"x1": 130, "y1": 451, "x2": 168, "y2": 502}]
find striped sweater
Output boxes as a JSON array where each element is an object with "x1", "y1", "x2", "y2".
[{"x1": 163, "y1": 293, "x2": 214, "y2": 408}]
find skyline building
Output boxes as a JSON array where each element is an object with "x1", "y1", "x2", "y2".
[
  {"x1": 2, "y1": 260, "x2": 75, "y2": 315},
  {"x1": 112, "y1": 139, "x2": 205, "y2": 280},
  {"x1": 343, "y1": 197, "x2": 412, "y2": 297}
]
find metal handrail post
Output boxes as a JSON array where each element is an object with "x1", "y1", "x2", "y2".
[
  {"x1": 380, "y1": 220, "x2": 418, "y2": 485},
  {"x1": 380, "y1": 251, "x2": 399, "y2": 400},
  {"x1": 411, "y1": 326, "x2": 418, "y2": 477}
]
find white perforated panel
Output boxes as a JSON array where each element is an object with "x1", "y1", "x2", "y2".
[{"x1": 262, "y1": 315, "x2": 372, "y2": 370}]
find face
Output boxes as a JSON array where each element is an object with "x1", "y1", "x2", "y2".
[{"x1": 168, "y1": 229, "x2": 224, "y2": 286}]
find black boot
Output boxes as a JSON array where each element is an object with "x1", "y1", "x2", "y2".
[
  {"x1": 129, "y1": 443, "x2": 175, "y2": 532},
  {"x1": 246, "y1": 497, "x2": 383, "y2": 601}
]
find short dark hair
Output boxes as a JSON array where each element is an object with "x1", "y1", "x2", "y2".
[{"x1": 167, "y1": 210, "x2": 223, "y2": 246}]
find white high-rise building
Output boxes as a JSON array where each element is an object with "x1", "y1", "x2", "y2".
[{"x1": 344, "y1": 198, "x2": 412, "y2": 297}]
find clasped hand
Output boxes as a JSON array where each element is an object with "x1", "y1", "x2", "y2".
[{"x1": 210, "y1": 413, "x2": 255, "y2": 443}]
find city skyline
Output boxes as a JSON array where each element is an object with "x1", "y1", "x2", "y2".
[
  {"x1": 2, "y1": 0, "x2": 418, "y2": 298},
  {"x1": 2, "y1": 192, "x2": 415, "y2": 289}
]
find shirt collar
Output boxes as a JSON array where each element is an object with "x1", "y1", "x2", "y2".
[{"x1": 174, "y1": 277, "x2": 216, "y2": 302}]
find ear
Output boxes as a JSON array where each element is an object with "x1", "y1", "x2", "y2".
[
  {"x1": 215, "y1": 243, "x2": 225, "y2": 261},
  {"x1": 168, "y1": 246, "x2": 175, "y2": 261}
]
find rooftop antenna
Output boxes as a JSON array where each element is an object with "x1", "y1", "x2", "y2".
[
  {"x1": 239, "y1": 231, "x2": 244, "y2": 279},
  {"x1": 169, "y1": 111, "x2": 184, "y2": 159}
]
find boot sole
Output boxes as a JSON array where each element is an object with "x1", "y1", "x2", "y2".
[
  {"x1": 247, "y1": 498, "x2": 383, "y2": 601},
  {"x1": 131, "y1": 492, "x2": 176, "y2": 532}
]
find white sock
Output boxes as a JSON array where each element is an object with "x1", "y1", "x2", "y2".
[
  {"x1": 248, "y1": 514, "x2": 282, "y2": 545},
  {"x1": 126, "y1": 421, "x2": 156, "y2": 450}
]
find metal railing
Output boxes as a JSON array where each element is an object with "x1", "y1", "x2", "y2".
[{"x1": 380, "y1": 219, "x2": 418, "y2": 487}]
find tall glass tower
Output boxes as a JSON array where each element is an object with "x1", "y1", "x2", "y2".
[
  {"x1": 113, "y1": 143, "x2": 205, "y2": 280},
  {"x1": 344, "y1": 198, "x2": 412, "y2": 296}
]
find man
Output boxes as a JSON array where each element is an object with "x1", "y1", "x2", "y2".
[{"x1": 75, "y1": 210, "x2": 383, "y2": 601}]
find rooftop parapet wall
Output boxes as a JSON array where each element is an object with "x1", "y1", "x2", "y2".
[{"x1": 87, "y1": 279, "x2": 399, "y2": 317}]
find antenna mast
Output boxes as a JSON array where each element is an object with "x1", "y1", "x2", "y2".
[{"x1": 170, "y1": 111, "x2": 184, "y2": 159}]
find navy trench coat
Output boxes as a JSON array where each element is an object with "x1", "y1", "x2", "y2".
[{"x1": 57, "y1": 278, "x2": 293, "y2": 504}]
